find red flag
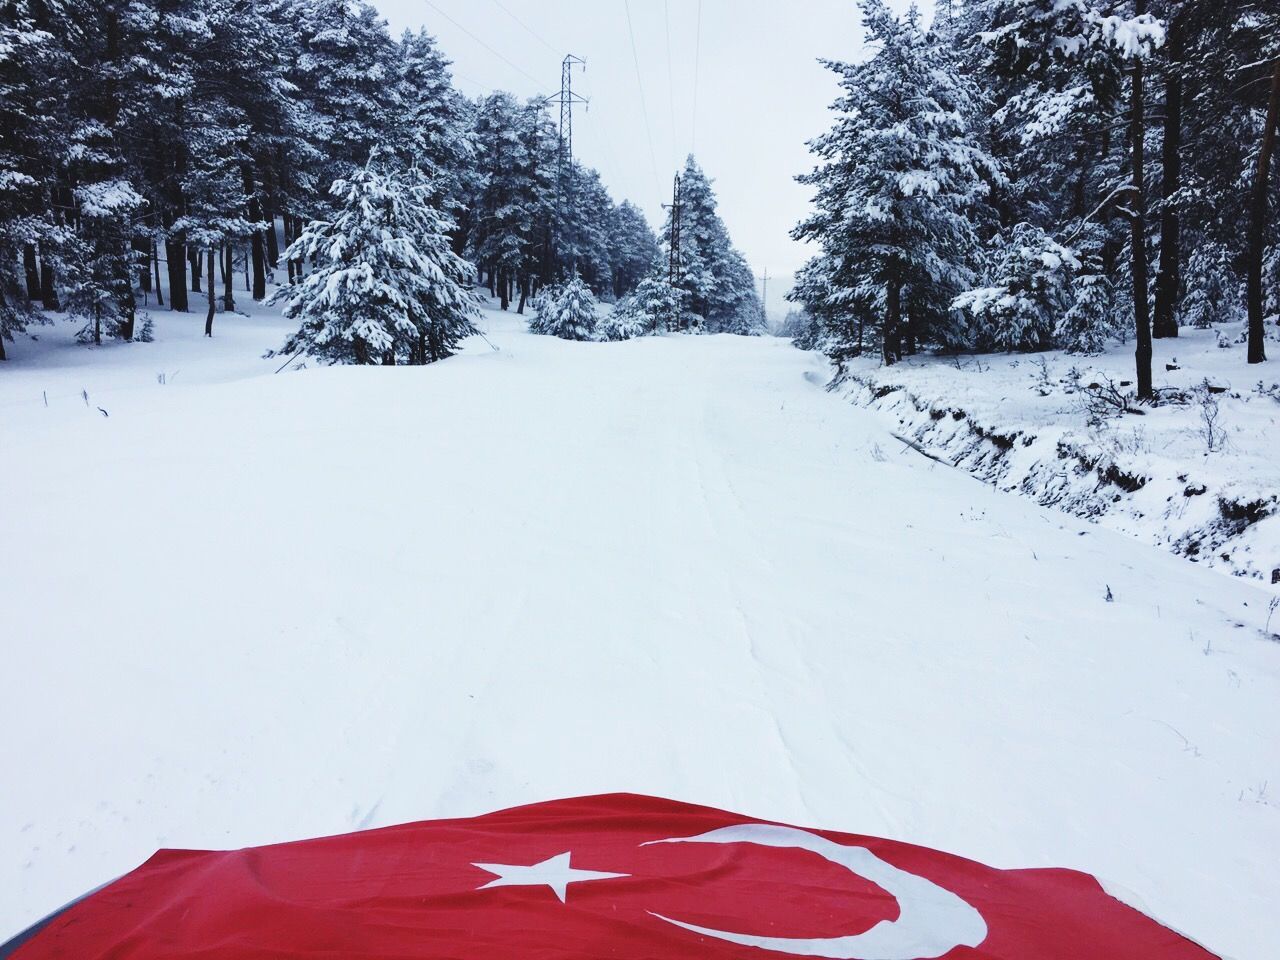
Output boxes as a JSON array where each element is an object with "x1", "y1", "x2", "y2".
[{"x1": 3, "y1": 793, "x2": 1218, "y2": 960}]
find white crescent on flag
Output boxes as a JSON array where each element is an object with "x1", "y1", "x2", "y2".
[{"x1": 645, "y1": 824, "x2": 989, "y2": 960}]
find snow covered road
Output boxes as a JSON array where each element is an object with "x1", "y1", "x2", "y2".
[{"x1": 3, "y1": 307, "x2": 1279, "y2": 959}]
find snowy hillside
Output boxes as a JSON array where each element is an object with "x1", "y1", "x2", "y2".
[{"x1": 3, "y1": 301, "x2": 1279, "y2": 960}]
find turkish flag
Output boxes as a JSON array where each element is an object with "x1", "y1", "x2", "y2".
[{"x1": 2, "y1": 794, "x2": 1219, "y2": 960}]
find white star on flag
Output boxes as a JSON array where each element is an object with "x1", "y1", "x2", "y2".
[{"x1": 472, "y1": 852, "x2": 629, "y2": 903}]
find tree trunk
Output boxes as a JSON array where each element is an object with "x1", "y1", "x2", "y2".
[
  {"x1": 38, "y1": 241, "x2": 57, "y2": 310},
  {"x1": 517, "y1": 273, "x2": 530, "y2": 314},
  {"x1": 133, "y1": 236, "x2": 151, "y2": 293},
  {"x1": 153, "y1": 241, "x2": 163, "y2": 306},
  {"x1": 1130, "y1": 29, "x2": 1154, "y2": 401},
  {"x1": 23, "y1": 244, "x2": 39, "y2": 300},
  {"x1": 265, "y1": 212, "x2": 279, "y2": 269},
  {"x1": 117, "y1": 239, "x2": 136, "y2": 341},
  {"x1": 205, "y1": 248, "x2": 215, "y2": 336},
  {"x1": 1247, "y1": 57, "x2": 1280, "y2": 365},
  {"x1": 244, "y1": 167, "x2": 266, "y2": 300},
  {"x1": 166, "y1": 238, "x2": 188, "y2": 311},
  {"x1": 499, "y1": 268, "x2": 510, "y2": 310},
  {"x1": 283, "y1": 211, "x2": 296, "y2": 285},
  {"x1": 1153, "y1": 12, "x2": 1182, "y2": 339},
  {"x1": 190, "y1": 247, "x2": 202, "y2": 293},
  {"x1": 292, "y1": 215, "x2": 304, "y2": 282},
  {"x1": 222, "y1": 244, "x2": 234, "y2": 312},
  {"x1": 884, "y1": 278, "x2": 902, "y2": 366}
]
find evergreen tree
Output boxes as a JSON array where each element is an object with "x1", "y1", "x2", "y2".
[
  {"x1": 952, "y1": 223, "x2": 1079, "y2": 351},
  {"x1": 617, "y1": 271, "x2": 685, "y2": 335},
  {"x1": 529, "y1": 274, "x2": 597, "y2": 341},
  {"x1": 794, "y1": 0, "x2": 997, "y2": 363},
  {"x1": 608, "y1": 201, "x2": 659, "y2": 299},
  {"x1": 272, "y1": 153, "x2": 479, "y2": 365},
  {"x1": 663, "y1": 156, "x2": 764, "y2": 334}
]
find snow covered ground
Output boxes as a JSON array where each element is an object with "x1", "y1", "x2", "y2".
[
  {"x1": 3, "y1": 301, "x2": 1280, "y2": 960},
  {"x1": 833, "y1": 328, "x2": 1280, "y2": 583}
]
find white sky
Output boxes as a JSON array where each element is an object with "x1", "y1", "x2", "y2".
[{"x1": 374, "y1": 0, "x2": 933, "y2": 296}]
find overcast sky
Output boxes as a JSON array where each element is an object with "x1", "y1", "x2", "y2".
[{"x1": 374, "y1": 0, "x2": 934, "y2": 299}]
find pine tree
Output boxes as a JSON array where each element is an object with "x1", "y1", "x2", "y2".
[
  {"x1": 663, "y1": 156, "x2": 763, "y2": 334},
  {"x1": 953, "y1": 223, "x2": 1079, "y2": 351},
  {"x1": 392, "y1": 27, "x2": 473, "y2": 214},
  {"x1": 272, "y1": 152, "x2": 479, "y2": 365},
  {"x1": 529, "y1": 274, "x2": 597, "y2": 341},
  {"x1": 607, "y1": 201, "x2": 659, "y2": 299},
  {"x1": 0, "y1": 0, "x2": 63, "y2": 358},
  {"x1": 794, "y1": 0, "x2": 997, "y2": 363},
  {"x1": 615, "y1": 271, "x2": 684, "y2": 335}
]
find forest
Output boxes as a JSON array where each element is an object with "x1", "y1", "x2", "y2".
[
  {"x1": 0, "y1": 0, "x2": 765, "y2": 365},
  {"x1": 790, "y1": 0, "x2": 1280, "y2": 397}
]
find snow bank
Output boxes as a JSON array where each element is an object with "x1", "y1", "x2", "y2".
[{"x1": 831, "y1": 327, "x2": 1280, "y2": 585}]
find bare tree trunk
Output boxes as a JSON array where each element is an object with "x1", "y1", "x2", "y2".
[
  {"x1": 265, "y1": 212, "x2": 279, "y2": 269},
  {"x1": 117, "y1": 239, "x2": 136, "y2": 341},
  {"x1": 153, "y1": 241, "x2": 163, "y2": 306},
  {"x1": 133, "y1": 235, "x2": 151, "y2": 294},
  {"x1": 284, "y1": 211, "x2": 296, "y2": 285},
  {"x1": 292, "y1": 215, "x2": 305, "y2": 282},
  {"x1": 499, "y1": 268, "x2": 510, "y2": 310},
  {"x1": 1247, "y1": 57, "x2": 1280, "y2": 365},
  {"x1": 1130, "y1": 24, "x2": 1154, "y2": 401},
  {"x1": 38, "y1": 240, "x2": 57, "y2": 310},
  {"x1": 222, "y1": 244, "x2": 234, "y2": 312},
  {"x1": 23, "y1": 244, "x2": 39, "y2": 300},
  {"x1": 190, "y1": 247, "x2": 202, "y2": 293},
  {"x1": 884, "y1": 278, "x2": 902, "y2": 366},
  {"x1": 1154, "y1": 12, "x2": 1182, "y2": 339},
  {"x1": 166, "y1": 237, "x2": 188, "y2": 311},
  {"x1": 205, "y1": 248, "x2": 215, "y2": 337},
  {"x1": 244, "y1": 166, "x2": 266, "y2": 300}
]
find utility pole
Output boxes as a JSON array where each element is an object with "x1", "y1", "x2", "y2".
[
  {"x1": 543, "y1": 55, "x2": 587, "y2": 275},
  {"x1": 761, "y1": 268, "x2": 769, "y2": 324},
  {"x1": 663, "y1": 173, "x2": 682, "y2": 286},
  {"x1": 545, "y1": 55, "x2": 587, "y2": 167}
]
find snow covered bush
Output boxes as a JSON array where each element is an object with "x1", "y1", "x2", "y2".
[
  {"x1": 529, "y1": 275, "x2": 598, "y2": 341},
  {"x1": 953, "y1": 224, "x2": 1078, "y2": 352},
  {"x1": 271, "y1": 152, "x2": 479, "y2": 365},
  {"x1": 597, "y1": 299, "x2": 648, "y2": 342}
]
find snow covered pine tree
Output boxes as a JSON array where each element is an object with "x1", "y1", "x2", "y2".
[
  {"x1": 529, "y1": 275, "x2": 598, "y2": 341},
  {"x1": 272, "y1": 151, "x2": 479, "y2": 365},
  {"x1": 793, "y1": 0, "x2": 997, "y2": 364}
]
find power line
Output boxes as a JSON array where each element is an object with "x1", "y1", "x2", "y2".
[
  {"x1": 623, "y1": 0, "x2": 662, "y2": 194},
  {"x1": 664, "y1": 0, "x2": 678, "y2": 169},
  {"x1": 486, "y1": 0, "x2": 559, "y2": 56},
  {"x1": 691, "y1": 0, "x2": 703, "y2": 155},
  {"x1": 423, "y1": 0, "x2": 548, "y2": 91}
]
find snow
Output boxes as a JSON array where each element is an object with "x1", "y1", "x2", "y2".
[
  {"x1": 834, "y1": 328, "x2": 1280, "y2": 583},
  {"x1": 2, "y1": 299, "x2": 1279, "y2": 960}
]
